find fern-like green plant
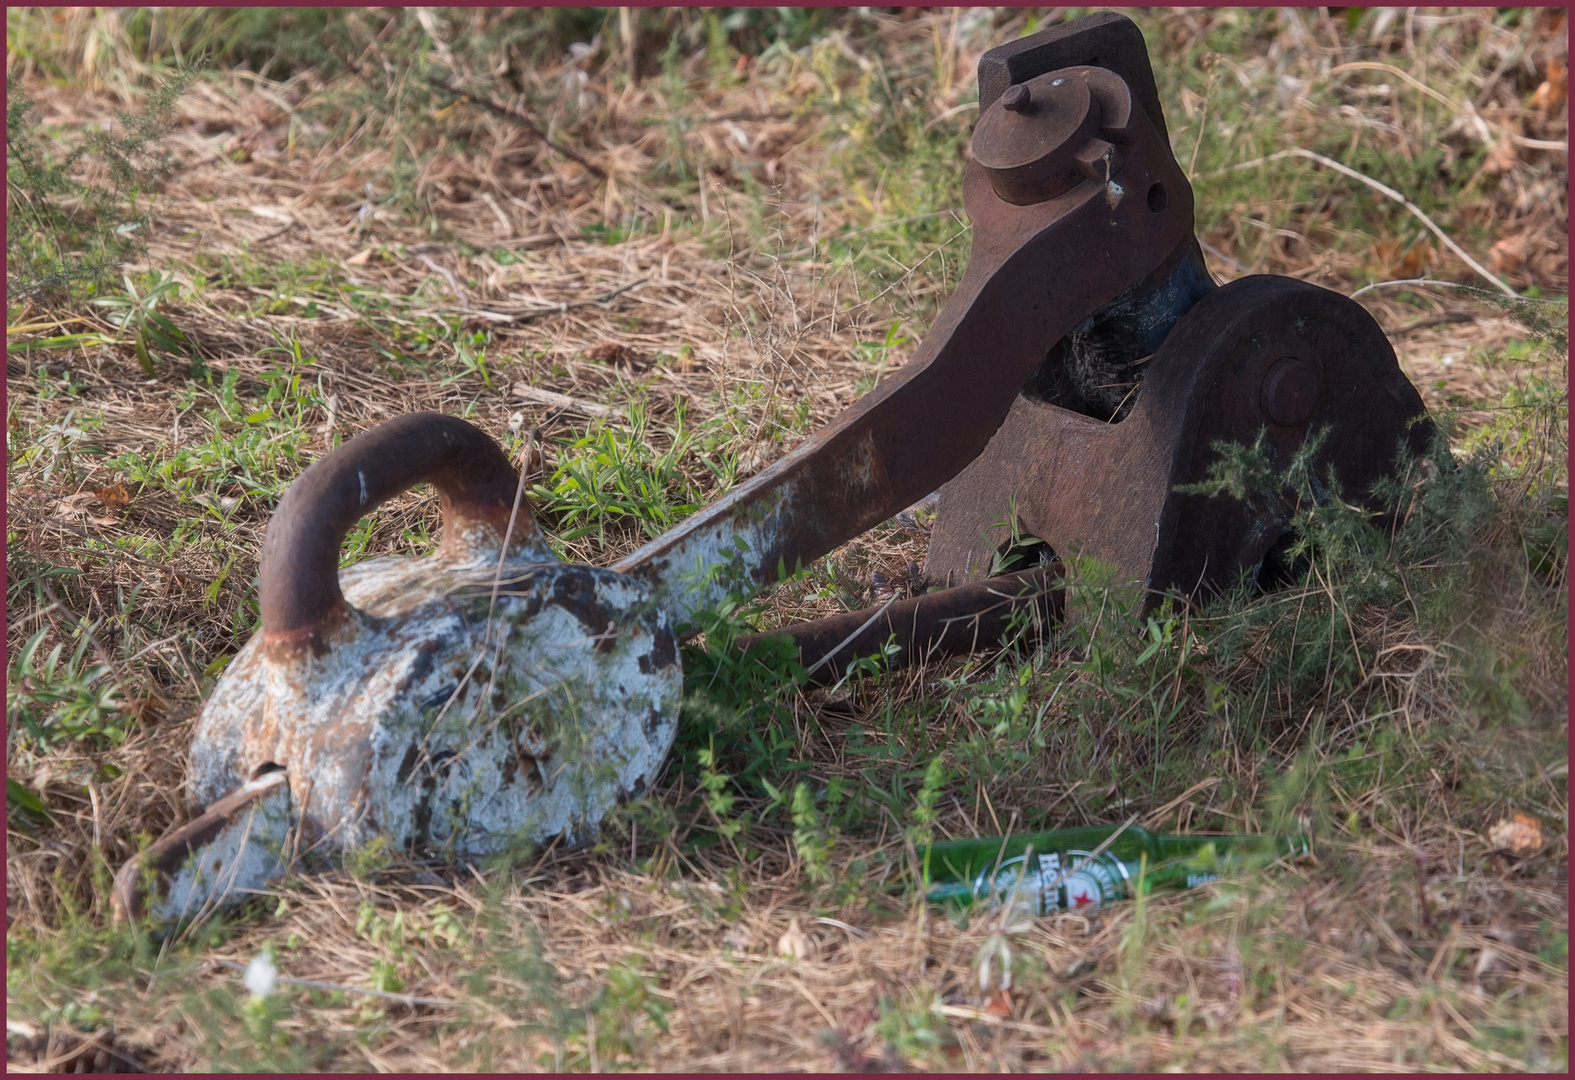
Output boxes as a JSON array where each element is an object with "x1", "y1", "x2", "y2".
[
  {"x1": 696, "y1": 742, "x2": 747, "y2": 841},
  {"x1": 790, "y1": 781, "x2": 836, "y2": 885},
  {"x1": 6, "y1": 68, "x2": 194, "y2": 304}
]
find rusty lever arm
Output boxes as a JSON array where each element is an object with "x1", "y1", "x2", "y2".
[{"x1": 616, "y1": 138, "x2": 1194, "y2": 627}]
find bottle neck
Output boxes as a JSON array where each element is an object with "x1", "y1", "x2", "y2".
[{"x1": 1152, "y1": 832, "x2": 1311, "y2": 861}]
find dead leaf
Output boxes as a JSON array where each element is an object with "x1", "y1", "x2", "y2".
[
  {"x1": 316, "y1": 393, "x2": 340, "y2": 435},
  {"x1": 740, "y1": 446, "x2": 772, "y2": 475},
  {"x1": 1487, "y1": 812, "x2": 1543, "y2": 856},
  {"x1": 1372, "y1": 236, "x2": 1436, "y2": 278},
  {"x1": 93, "y1": 483, "x2": 131, "y2": 512},
  {"x1": 1490, "y1": 234, "x2": 1530, "y2": 276},
  {"x1": 1472, "y1": 947, "x2": 1503, "y2": 981},
  {"x1": 1531, "y1": 57, "x2": 1568, "y2": 117},
  {"x1": 345, "y1": 249, "x2": 373, "y2": 267},
  {"x1": 52, "y1": 492, "x2": 119, "y2": 527},
  {"x1": 777, "y1": 917, "x2": 812, "y2": 960},
  {"x1": 982, "y1": 988, "x2": 1014, "y2": 1017},
  {"x1": 1482, "y1": 139, "x2": 1520, "y2": 177},
  {"x1": 721, "y1": 926, "x2": 755, "y2": 952}
]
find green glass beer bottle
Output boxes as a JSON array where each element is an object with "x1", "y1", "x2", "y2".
[{"x1": 921, "y1": 823, "x2": 1310, "y2": 914}]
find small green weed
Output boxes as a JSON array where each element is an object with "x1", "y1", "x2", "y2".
[
  {"x1": 696, "y1": 742, "x2": 748, "y2": 844},
  {"x1": 530, "y1": 403, "x2": 715, "y2": 550},
  {"x1": 7, "y1": 777, "x2": 56, "y2": 833},
  {"x1": 873, "y1": 987, "x2": 948, "y2": 1067},
  {"x1": 588, "y1": 961, "x2": 671, "y2": 1062},
  {"x1": 7, "y1": 624, "x2": 130, "y2": 748},
  {"x1": 675, "y1": 590, "x2": 806, "y2": 793},
  {"x1": 90, "y1": 272, "x2": 191, "y2": 376},
  {"x1": 790, "y1": 780, "x2": 837, "y2": 886},
  {"x1": 12, "y1": 409, "x2": 89, "y2": 485},
  {"x1": 109, "y1": 362, "x2": 324, "y2": 510},
  {"x1": 185, "y1": 982, "x2": 333, "y2": 1071},
  {"x1": 345, "y1": 836, "x2": 395, "y2": 881}
]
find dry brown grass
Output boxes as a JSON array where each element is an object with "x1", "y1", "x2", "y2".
[
  {"x1": 7, "y1": 6, "x2": 1568, "y2": 1072},
  {"x1": 7, "y1": 819, "x2": 1569, "y2": 1071}
]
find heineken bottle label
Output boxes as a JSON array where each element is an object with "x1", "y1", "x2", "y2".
[{"x1": 969, "y1": 849, "x2": 1133, "y2": 914}]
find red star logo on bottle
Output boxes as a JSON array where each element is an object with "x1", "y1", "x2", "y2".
[{"x1": 1062, "y1": 865, "x2": 1104, "y2": 910}]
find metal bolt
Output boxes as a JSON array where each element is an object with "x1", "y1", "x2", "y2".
[{"x1": 1001, "y1": 84, "x2": 1031, "y2": 113}]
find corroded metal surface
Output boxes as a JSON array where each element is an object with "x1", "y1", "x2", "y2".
[
  {"x1": 208, "y1": 410, "x2": 680, "y2": 859},
  {"x1": 738, "y1": 567, "x2": 1066, "y2": 687},
  {"x1": 188, "y1": 553, "x2": 680, "y2": 855},
  {"x1": 616, "y1": 16, "x2": 1197, "y2": 627},
  {"x1": 926, "y1": 277, "x2": 1435, "y2": 600},
  {"x1": 259, "y1": 411, "x2": 549, "y2": 653},
  {"x1": 976, "y1": 11, "x2": 1172, "y2": 144},
  {"x1": 111, "y1": 769, "x2": 291, "y2": 925},
  {"x1": 116, "y1": 415, "x2": 681, "y2": 925}
]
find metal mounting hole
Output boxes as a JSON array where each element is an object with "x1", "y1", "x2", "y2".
[
  {"x1": 994, "y1": 536, "x2": 1057, "y2": 576},
  {"x1": 1146, "y1": 182, "x2": 1168, "y2": 213}
]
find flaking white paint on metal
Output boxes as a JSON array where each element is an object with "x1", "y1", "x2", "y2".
[
  {"x1": 628, "y1": 507, "x2": 792, "y2": 629},
  {"x1": 148, "y1": 778, "x2": 292, "y2": 926},
  {"x1": 186, "y1": 667, "x2": 267, "y2": 806},
  {"x1": 186, "y1": 546, "x2": 681, "y2": 862}
]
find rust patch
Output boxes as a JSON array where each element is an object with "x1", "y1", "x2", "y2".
[
  {"x1": 549, "y1": 568, "x2": 618, "y2": 644},
  {"x1": 639, "y1": 626, "x2": 677, "y2": 673},
  {"x1": 926, "y1": 277, "x2": 1432, "y2": 605}
]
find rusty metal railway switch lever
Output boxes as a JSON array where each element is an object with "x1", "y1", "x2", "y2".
[{"x1": 114, "y1": 12, "x2": 1432, "y2": 927}]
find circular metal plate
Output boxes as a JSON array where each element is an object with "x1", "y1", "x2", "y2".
[{"x1": 972, "y1": 71, "x2": 1102, "y2": 204}]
